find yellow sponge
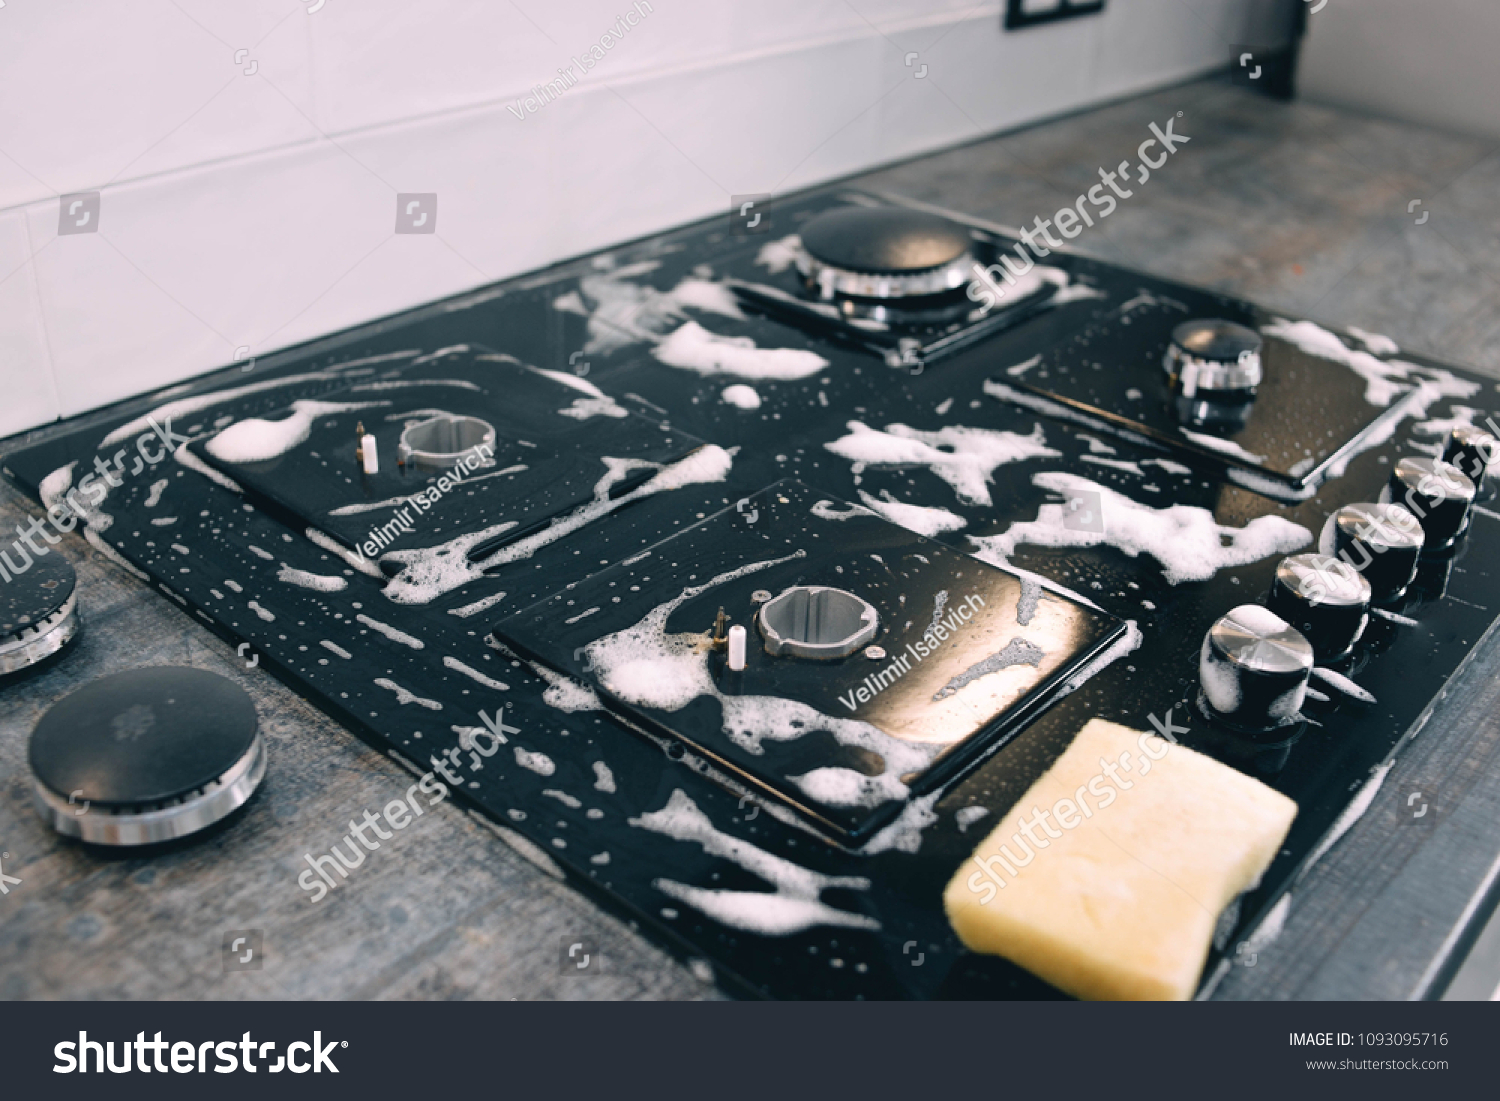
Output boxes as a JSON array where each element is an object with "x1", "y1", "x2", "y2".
[{"x1": 943, "y1": 717, "x2": 1297, "y2": 1000}]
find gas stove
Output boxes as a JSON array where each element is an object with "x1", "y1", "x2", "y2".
[{"x1": 5, "y1": 188, "x2": 1498, "y2": 1000}]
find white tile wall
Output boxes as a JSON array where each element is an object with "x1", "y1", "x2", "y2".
[{"x1": 0, "y1": 0, "x2": 1251, "y2": 439}]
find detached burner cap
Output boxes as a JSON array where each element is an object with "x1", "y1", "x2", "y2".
[
  {"x1": 30, "y1": 666, "x2": 265, "y2": 845},
  {"x1": 0, "y1": 552, "x2": 79, "y2": 676}
]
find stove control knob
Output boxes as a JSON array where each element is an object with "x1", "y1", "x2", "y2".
[
  {"x1": 1267, "y1": 553, "x2": 1371, "y2": 663},
  {"x1": 1163, "y1": 319, "x2": 1263, "y2": 431},
  {"x1": 1442, "y1": 424, "x2": 1496, "y2": 497},
  {"x1": 1318, "y1": 503, "x2": 1424, "y2": 604},
  {"x1": 1199, "y1": 604, "x2": 1313, "y2": 733},
  {"x1": 1385, "y1": 457, "x2": 1475, "y2": 552}
]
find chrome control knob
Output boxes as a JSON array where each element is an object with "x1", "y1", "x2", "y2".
[
  {"x1": 1267, "y1": 553, "x2": 1371, "y2": 663},
  {"x1": 1385, "y1": 457, "x2": 1475, "y2": 552},
  {"x1": 1318, "y1": 503, "x2": 1424, "y2": 604},
  {"x1": 1442, "y1": 424, "x2": 1496, "y2": 499},
  {"x1": 1199, "y1": 604, "x2": 1313, "y2": 733}
]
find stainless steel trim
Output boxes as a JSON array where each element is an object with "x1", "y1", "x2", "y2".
[
  {"x1": 795, "y1": 250, "x2": 976, "y2": 300},
  {"x1": 0, "y1": 593, "x2": 78, "y2": 675},
  {"x1": 1164, "y1": 343, "x2": 1263, "y2": 394},
  {"x1": 34, "y1": 730, "x2": 266, "y2": 845}
]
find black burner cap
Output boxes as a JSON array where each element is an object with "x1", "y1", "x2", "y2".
[
  {"x1": 0, "y1": 550, "x2": 75, "y2": 639},
  {"x1": 799, "y1": 207, "x2": 972, "y2": 274},
  {"x1": 1, "y1": 551, "x2": 79, "y2": 676},
  {"x1": 31, "y1": 666, "x2": 259, "y2": 809}
]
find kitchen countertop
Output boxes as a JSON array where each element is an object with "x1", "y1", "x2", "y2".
[{"x1": 3, "y1": 73, "x2": 1498, "y2": 1001}]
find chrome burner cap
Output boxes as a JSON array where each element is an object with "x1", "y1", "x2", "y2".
[
  {"x1": 30, "y1": 666, "x2": 265, "y2": 845},
  {"x1": 0, "y1": 552, "x2": 79, "y2": 676},
  {"x1": 796, "y1": 207, "x2": 976, "y2": 300}
]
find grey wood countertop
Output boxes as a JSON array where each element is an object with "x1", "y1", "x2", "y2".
[{"x1": 3, "y1": 74, "x2": 1498, "y2": 1001}]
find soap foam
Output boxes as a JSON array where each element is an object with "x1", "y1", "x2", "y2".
[
  {"x1": 826, "y1": 420, "x2": 1059, "y2": 506},
  {"x1": 443, "y1": 655, "x2": 509, "y2": 690},
  {"x1": 277, "y1": 565, "x2": 348, "y2": 592},
  {"x1": 630, "y1": 789, "x2": 879, "y2": 935},
  {"x1": 652, "y1": 321, "x2": 828, "y2": 381},
  {"x1": 721, "y1": 384, "x2": 762, "y2": 410},
  {"x1": 205, "y1": 400, "x2": 389, "y2": 464},
  {"x1": 974, "y1": 472, "x2": 1311, "y2": 584},
  {"x1": 855, "y1": 489, "x2": 967, "y2": 537}
]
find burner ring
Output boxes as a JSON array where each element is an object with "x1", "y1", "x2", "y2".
[
  {"x1": 30, "y1": 666, "x2": 265, "y2": 846},
  {"x1": 0, "y1": 553, "x2": 80, "y2": 676},
  {"x1": 797, "y1": 252, "x2": 977, "y2": 301}
]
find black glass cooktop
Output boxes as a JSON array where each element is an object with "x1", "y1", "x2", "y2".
[{"x1": 5, "y1": 187, "x2": 1499, "y2": 1000}]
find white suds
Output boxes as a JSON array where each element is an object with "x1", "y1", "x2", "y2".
[
  {"x1": 357, "y1": 613, "x2": 425, "y2": 650},
  {"x1": 1054, "y1": 619, "x2": 1143, "y2": 699},
  {"x1": 1310, "y1": 666, "x2": 1376, "y2": 704},
  {"x1": 1179, "y1": 428, "x2": 1265, "y2": 464},
  {"x1": 1346, "y1": 327, "x2": 1399, "y2": 355},
  {"x1": 443, "y1": 655, "x2": 509, "y2": 690},
  {"x1": 956, "y1": 806, "x2": 990, "y2": 832},
  {"x1": 1080, "y1": 455, "x2": 1145, "y2": 476},
  {"x1": 514, "y1": 747, "x2": 556, "y2": 775},
  {"x1": 150, "y1": 517, "x2": 176, "y2": 526},
  {"x1": 856, "y1": 489, "x2": 967, "y2": 537},
  {"x1": 559, "y1": 265, "x2": 746, "y2": 353},
  {"x1": 527, "y1": 660, "x2": 605, "y2": 713},
  {"x1": 858, "y1": 791, "x2": 941, "y2": 855},
  {"x1": 593, "y1": 761, "x2": 617, "y2": 793},
  {"x1": 1298, "y1": 760, "x2": 1395, "y2": 881},
  {"x1": 1241, "y1": 892, "x2": 1293, "y2": 959},
  {"x1": 174, "y1": 445, "x2": 244, "y2": 494},
  {"x1": 247, "y1": 544, "x2": 274, "y2": 560},
  {"x1": 810, "y1": 499, "x2": 871, "y2": 522},
  {"x1": 306, "y1": 527, "x2": 385, "y2": 578},
  {"x1": 205, "y1": 400, "x2": 389, "y2": 464},
  {"x1": 754, "y1": 234, "x2": 802, "y2": 273},
  {"x1": 1264, "y1": 319, "x2": 1478, "y2": 409},
  {"x1": 1143, "y1": 457, "x2": 1194, "y2": 475},
  {"x1": 374, "y1": 677, "x2": 443, "y2": 710},
  {"x1": 246, "y1": 600, "x2": 275, "y2": 622},
  {"x1": 320, "y1": 640, "x2": 352, "y2": 659},
  {"x1": 448, "y1": 592, "x2": 507, "y2": 619},
  {"x1": 564, "y1": 607, "x2": 600, "y2": 625},
  {"x1": 1005, "y1": 354, "x2": 1043, "y2": 377},
  {"x1": 96, "y1": 353, "x2": 417, "y2": 448},
  {"x1": 721, "y1": 384, "x2": 762, "y2": 410},
  {"x1": 652, "y1": 321, "x2": 828, "y2": 381},
  {"x1": 145, "y1": 479, "x2": 169, "y2": 507},
  {"x1": 971, "y1": 472, "x2": 1310, "y2": 584},
  {"x1": 630, "y1": 790, "x2": 879, "y2": 936},
  {"x1": 382, "y1": 446, "x2": 733, "y2": 605},
  {"x1": 277, "y1": 565, "x2": 348, "y2": 592},
  {"x1": 543, "y1": 789, "x2": 582, "y2": 809},
  {"x1": 826, "y1": 421, "x2": 1058, "y2": 506},
  {"x1": 224, "y1": 579, "x2": 243, "y2": 593}
]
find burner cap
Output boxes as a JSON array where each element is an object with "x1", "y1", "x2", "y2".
[
  {"x1": 30, "y1": 666, "x2": 265, "y2": 845},
  {"x1": 0, "y1": 552, "x2": 79, "y2": 676},
  {"x1": 801, "y1": 208, "x2": 971, "y2": 274},
  {"x1": 796, "y1": 207, "x2": 975, "y2": 299}
]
